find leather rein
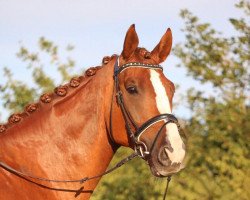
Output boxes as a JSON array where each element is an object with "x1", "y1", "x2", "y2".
[{"x1": 0, "y1": 57, "x2": 179, "y2": 199}]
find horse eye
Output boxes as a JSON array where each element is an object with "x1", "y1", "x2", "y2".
[{"x1": 126, "y1": 86, "x2": 138, "y2": 94}]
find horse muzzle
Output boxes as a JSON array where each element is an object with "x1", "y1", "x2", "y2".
[
  {"x1": 146, "y1": 145, "x2": 185, "y2": 177},
  {"x1": 137, "y1": 118, "x2": 186, "y2": 177}
]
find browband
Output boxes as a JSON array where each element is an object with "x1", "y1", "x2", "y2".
[{"x1": 114, "y1": 61, "x2": 163, "y2": 76}]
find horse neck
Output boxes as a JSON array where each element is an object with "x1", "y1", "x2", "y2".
[{"x1": 0, "y1": 60, "x2": 117, "y2": 193}]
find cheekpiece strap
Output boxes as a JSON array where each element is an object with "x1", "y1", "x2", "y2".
[{"x1": 114, "y1": 56, "x2": 120, "y2": 76}]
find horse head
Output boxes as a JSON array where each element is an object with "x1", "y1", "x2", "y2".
[{"x1": 110, "y1": 24, "x2": 186, "y2": 177}]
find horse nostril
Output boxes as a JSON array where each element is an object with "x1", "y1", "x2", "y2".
[
  {"x1": 163, "y1": 148, "x2": 169, "y2": 159},
  {"x1": 158, "y1": 147, "x2": 171, "y2": 167},
  {"x1": 164, "y1": 147, "x2": 170, "y2": 157}
]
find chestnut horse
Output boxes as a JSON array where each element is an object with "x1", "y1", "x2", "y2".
[{"x1": 0, "y1": 25, "x2": 185, "y2": 200}]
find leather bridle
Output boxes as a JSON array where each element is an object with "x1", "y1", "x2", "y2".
[
  {"x1": 0, "y1": 56, "x2": 180, "y2": 199},
  {"x1": 111, "y1": 57, "x2": 180, "y2": 159}
]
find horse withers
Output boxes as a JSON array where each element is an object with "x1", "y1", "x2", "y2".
[{"x1": 0, "y1": 24, "x2": 185, "y2": 200}]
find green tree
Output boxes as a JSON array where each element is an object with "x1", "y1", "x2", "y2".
[
  {"x1": 0, "y1": 37, "x2": 75, "y2": 116},
  {"x1": 171, "y1": 1, "x2": 250, "y2": 199},
  {"x1": 91, "y1": 147, "x2": 168, "y2": 200}
]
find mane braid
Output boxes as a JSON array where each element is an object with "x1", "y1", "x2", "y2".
[{"x1": 0, "y1": 55, "x2": 114, "y2": 134}]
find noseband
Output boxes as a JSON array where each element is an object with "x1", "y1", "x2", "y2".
[{"x1": 111, "y1": 57, "x2": 180, "y2": 158}]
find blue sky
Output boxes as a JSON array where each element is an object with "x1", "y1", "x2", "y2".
[{"x1": 0, "y1": 0, "x2": 243, "y2": 121}]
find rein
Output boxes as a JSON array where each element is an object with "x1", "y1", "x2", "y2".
[
  {"x1": 0, "y1": 57, "x2": 176, "y2": 199},
  {"x1": 0, "y1": 153, "x2": 138, "y2": 185}
]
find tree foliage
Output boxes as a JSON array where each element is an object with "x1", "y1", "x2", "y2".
[
  {"x1": 0, "y1": 1, "x2": 249, "y2": 199},
  {"x1": 172, "y1": 1, "x2": 250, "y2": 199},
  {"x1": 0, "y1": 37, "x2": 75, "y2": 115}
]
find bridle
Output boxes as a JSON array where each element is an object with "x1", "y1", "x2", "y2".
[
  {"x1": 112, "y1": 57, "x2": 180, "y2": 159},
  {"x1": 0, "y1": 56, "x2": 180, "y2": 199}
]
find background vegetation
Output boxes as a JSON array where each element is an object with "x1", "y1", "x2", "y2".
[{"x1": 0, "y1": 1, "x2": 249, "y2": 199}]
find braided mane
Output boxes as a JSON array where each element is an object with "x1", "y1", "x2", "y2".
[
  {"x1": 0, "y1": 47, "x2": 151, "y2": 134},
  {"x1": 0, "y1": 56, "x2": 113, "y2": 134}
]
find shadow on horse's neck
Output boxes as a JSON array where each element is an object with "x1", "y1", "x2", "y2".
[{"x1": 0, "y1": 58, "x2": 118, "y2": 199}]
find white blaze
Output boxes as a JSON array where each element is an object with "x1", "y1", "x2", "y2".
[{"x1": 150, "y1": 70, "x2": 185, "y2": 163}]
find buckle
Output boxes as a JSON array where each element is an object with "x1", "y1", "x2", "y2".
[
  {"x1": 115, "y1": 91, "x2": 123, "y2": 105},
  {"x1": 134, "y1": 142, "x2": 150, "y2": 159}
]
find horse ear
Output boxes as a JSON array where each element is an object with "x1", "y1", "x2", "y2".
[
  {"x1": 121, "y1": 24, "x2": 139, "y2": 60},
  {"x1": 151, "y1": 28, "x2": 172, "y2": 63}
]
